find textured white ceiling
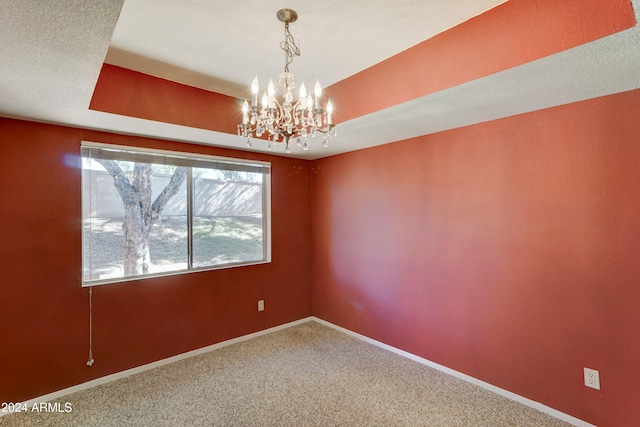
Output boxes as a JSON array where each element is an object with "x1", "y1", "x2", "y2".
[
  {"x1": 106, "y1": 0, "x2": 506, "y2": 98},
  {"x1": 0, "y1": 0, "x2": 123, "y2": 118},
  {"x1": 0, "y1": 0, "x2": 639, "y2": 160}
]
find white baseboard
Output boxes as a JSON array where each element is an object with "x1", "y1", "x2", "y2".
[
  {"x1": 311, "y1": 317, "x2": 597, "y2": 427},
  {"x1": 2, "y1": 316, "x2": 314, "y2": 417},
  {"x1": 4, "y1": 315, "x2": 598, "y2": 427}
]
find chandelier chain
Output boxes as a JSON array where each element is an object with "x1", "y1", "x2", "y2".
[{"x1": 280, "y1": 22, "x2": 300, "y2": 73}]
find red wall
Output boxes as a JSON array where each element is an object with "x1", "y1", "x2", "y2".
[
  {"x1": 90, "y1": 64, "x2": 240, "y2": 134},
  {"x1": 326, "y1": 0, "x2": 636, "y2": 122},
  {"x1": 312, "y1": 88, "x2": 640, "y2": 427},
  {"x1": 2, "y1": 1, "x2": 638, "y2": 424},
  {"x1": 0, "y1": 118, "x2": 312, "y2": 403}
]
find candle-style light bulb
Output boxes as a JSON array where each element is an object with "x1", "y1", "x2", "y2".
[
  {"x1": 267, "y1": 79, "x2": 275, "y2": 96},
  {"x1": 251, "y1": 77, "x2": 259, "y2": 107},
  {"x1": 267, "y1": 79, "x2": 275, "y2": 108},
  {"x1": 299, "y1": 83, "x2": 307, "y2": 110},
  {"x1": 314, "y1": 80, "x2": 322, "y2": 97},
  {"x1": 314, "y1": 80, "x2": 322, "y2": 109},
  {"x1": 326, "y1": 100, "x2": 333, "y2": 125},
  {"x1": 242, "y1": 100, "x2": 249, "y2": 124},
  {"x1": 261, "y1": 92, "x2": 268, "y2": 109}
]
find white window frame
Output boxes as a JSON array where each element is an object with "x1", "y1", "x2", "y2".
[{"x1": 81, "y1": 141, "x2": 271, "y2": 286}]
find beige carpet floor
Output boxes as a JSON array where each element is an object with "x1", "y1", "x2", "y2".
[{"x1": 1, "y1": 321, "x2": 572, "y2": 426}]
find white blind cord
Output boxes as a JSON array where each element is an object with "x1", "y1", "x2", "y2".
[{"x1": 87, "y1": 286, "x2": 94, "y2": 366}]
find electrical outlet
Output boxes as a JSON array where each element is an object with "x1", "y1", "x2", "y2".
[
  {"x1": 258, "y1": 300, "x2": 264, "y2": 312},
  {"x1": 584, "y1": 367, "x2": 600, "y2": 390}
]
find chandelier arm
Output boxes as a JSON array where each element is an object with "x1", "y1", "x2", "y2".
[{"x1": 313, "y1": 124, "x2": 336, "y2": 134}]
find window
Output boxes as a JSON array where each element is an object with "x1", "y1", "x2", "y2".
[{"x1": 82, "y1": 142, "x2": 270, "y2": 285}]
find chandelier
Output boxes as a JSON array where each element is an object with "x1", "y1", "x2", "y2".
[{"x1": 237, "y1": 9, "x2": 336, "y2": 153}]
